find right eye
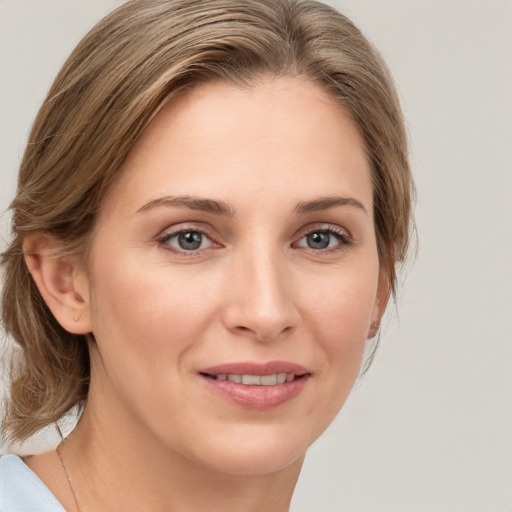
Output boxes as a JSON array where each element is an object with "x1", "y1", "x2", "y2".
[{"x1": 160, "y1": 230, "x2": 214, "y2": 252}]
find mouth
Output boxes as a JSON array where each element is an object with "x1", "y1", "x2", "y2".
[
  {"x1": 201, "y1": 372, "x2": 305, "y2": 385},
  {"x1": 199, "y1": 361, "x2": 311, "y2": 410}
]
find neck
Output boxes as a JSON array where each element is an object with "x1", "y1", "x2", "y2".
[{"x1": 62, "y1": 376, "x2": 303, "y2": 511}]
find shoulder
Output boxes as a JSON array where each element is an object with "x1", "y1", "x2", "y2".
[{"x1": 0, "y1": 454, "x2": 65, "y2": 512}]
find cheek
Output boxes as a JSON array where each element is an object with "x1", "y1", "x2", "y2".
[
  {"x1": 301, "y1": 262, "x2": 378, "y2": 343},
  {"x1": 87, "y1": 250, "x2": 226, "y2": 379},
  {"x1": 299, "y1": 264, "x2": 379, "y2": 409},
  {"x1": 85, "y1": 254, "x2": 223, "y2": 433}
]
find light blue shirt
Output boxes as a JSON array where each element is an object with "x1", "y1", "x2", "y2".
[{"x1": 0, "y1": 454, "x2": 65, "y2": 511}]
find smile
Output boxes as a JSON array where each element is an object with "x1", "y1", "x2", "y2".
[
  {"x1": 204, "y1": 373, "x2": 297, "y2": 385},
  {"x1": 199, "y1": 361, "x2": 311, "y2": 409}
]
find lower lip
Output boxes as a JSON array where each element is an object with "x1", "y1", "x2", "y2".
[{"x1": 202, "y1": 375, "x2": 310, "y2": 410}]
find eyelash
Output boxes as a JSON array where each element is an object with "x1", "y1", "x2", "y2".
[
  {"x1": 294, "y1": 225, "x2": 353, "y2": 253},
  {"x1": 157, "y1": 225, "x2": 220, "y2": 257},
  {"x1": 156, "y1": 224, "x2": 352, "y2": 256}
]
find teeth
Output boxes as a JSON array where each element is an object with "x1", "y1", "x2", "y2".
[
  {"x1": 215, "y1": 373, "x2": 296, "y2": 385},
  {"x1": 242, "y1": 374, "x2": 262, "y2": 385},
  {"x1": 260, "y1": 374, "x2": 277, "y2": 385}
]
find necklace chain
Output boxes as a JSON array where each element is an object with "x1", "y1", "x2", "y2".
[{"x1": 56, "y1": 441, "x2": 82, "y2": 512}]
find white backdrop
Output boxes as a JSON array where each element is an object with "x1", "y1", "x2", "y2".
[{"x1": 1, "y1": 1, "x2": 511, "y2": 511}]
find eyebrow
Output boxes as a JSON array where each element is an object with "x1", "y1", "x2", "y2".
[
  {"x1": 294, "y1": 196, "x2": 367, "y2": 215},
  {"x1": 136, "y1": 195, "x2": 235, "y2": 216},
  {"x1": 136, "y1": 194, "x2": 367, "y2": 217}
]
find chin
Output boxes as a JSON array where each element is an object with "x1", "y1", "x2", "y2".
[
  {"x1": 201, "y1": 445, "x2": 306, "y2": 476},
  {"x1": 177, "y1": 423, "x2": 315, "y2": 476}
]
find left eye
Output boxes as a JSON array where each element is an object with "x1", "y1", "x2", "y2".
[
  {"x1": 296, "y1": 230, "x2": 347, "y2": 250},
  {"x1": 163, "y1": 230, "x2": 213, "y2": 251}
]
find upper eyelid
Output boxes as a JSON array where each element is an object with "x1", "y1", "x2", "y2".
[
  {"x1": 293, "y1": 223, "x2": 351, "y2": 240},
  {"x1": 157, "y1": 222, "x2": 216, "y2": 239}
]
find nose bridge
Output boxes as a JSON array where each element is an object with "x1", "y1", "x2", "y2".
[{"x1": 224, "y1": 240, "x2": 297, "y2": 341}]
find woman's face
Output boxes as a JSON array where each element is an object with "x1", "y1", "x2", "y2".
[{"x1": 82, "y1": 77, "x2": 387, "y2": 474}]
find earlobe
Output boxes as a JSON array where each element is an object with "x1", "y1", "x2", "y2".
[
  {"x1": 23, "y1": 233, "x2": 92, "y2": 335},
  {"x1": 368, "y1": 320, "x2": 380, "y2": 339}
]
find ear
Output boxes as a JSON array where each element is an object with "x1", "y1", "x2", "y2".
[
  {"x1": 23, "y1": 233, "x2": 92, "y2": 335},
  {"x1": 368, "y1": 268, "x2": 391, "y2": 339}
]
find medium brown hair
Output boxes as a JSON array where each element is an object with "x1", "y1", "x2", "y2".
[{"x1": 1, "y1": 0, "x2": 413, "y2": 442}]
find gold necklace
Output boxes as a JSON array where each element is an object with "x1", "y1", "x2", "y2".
[{"x1": 56, "y1": 441, "x2": 82, "y2": 512}]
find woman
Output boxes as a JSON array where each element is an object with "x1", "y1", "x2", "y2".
[{"x1": 0, "y1": 0, "x2": 413, "y2": 510}]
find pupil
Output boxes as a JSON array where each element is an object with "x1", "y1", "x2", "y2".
[
  {"x1": 307, "y1": 232, "x2": 329, "y2": 249},
  {"x1": 178, "y1": 231, "x2": 202, "y2": 250}
]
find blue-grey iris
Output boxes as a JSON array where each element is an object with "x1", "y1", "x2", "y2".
[
  {"x1": 178, "y1": 231, "x2": 202, "y2": 250},
  {"x1": 307, "y1": 232, "x2": 330, "y2": 249}
]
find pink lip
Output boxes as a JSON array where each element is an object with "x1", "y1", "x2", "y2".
[
  {"x1": 199, "y1": 361, "x2": 311, "y2": 410},
  {"x1": 200, "y1": 360, "x2": 309, "y2": 376}
]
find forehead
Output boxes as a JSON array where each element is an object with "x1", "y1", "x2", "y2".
[{"x1": 100, "y1": 77, "x2": 372, "y2": 218}]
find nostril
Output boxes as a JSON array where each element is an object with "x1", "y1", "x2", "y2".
[{"x1": 234, "y1": 325, "x2": 252, "y2": 334}]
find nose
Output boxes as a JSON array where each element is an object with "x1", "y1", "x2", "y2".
[{"x1": 221, "y1": 245, "x2": 299, "y2": 343}]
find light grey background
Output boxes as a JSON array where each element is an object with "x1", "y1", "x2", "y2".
[{"x1": 1, "y1": 1, "x2": 511, "y2": 511}]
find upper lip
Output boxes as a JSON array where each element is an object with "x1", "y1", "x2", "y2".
[{"x1": 200, "y1": 361, "x2": 310, "y2": 376}]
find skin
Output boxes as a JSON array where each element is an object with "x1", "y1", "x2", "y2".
[{"x1": 24, "y1": 76, "x2": 388, "y2": 511}]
